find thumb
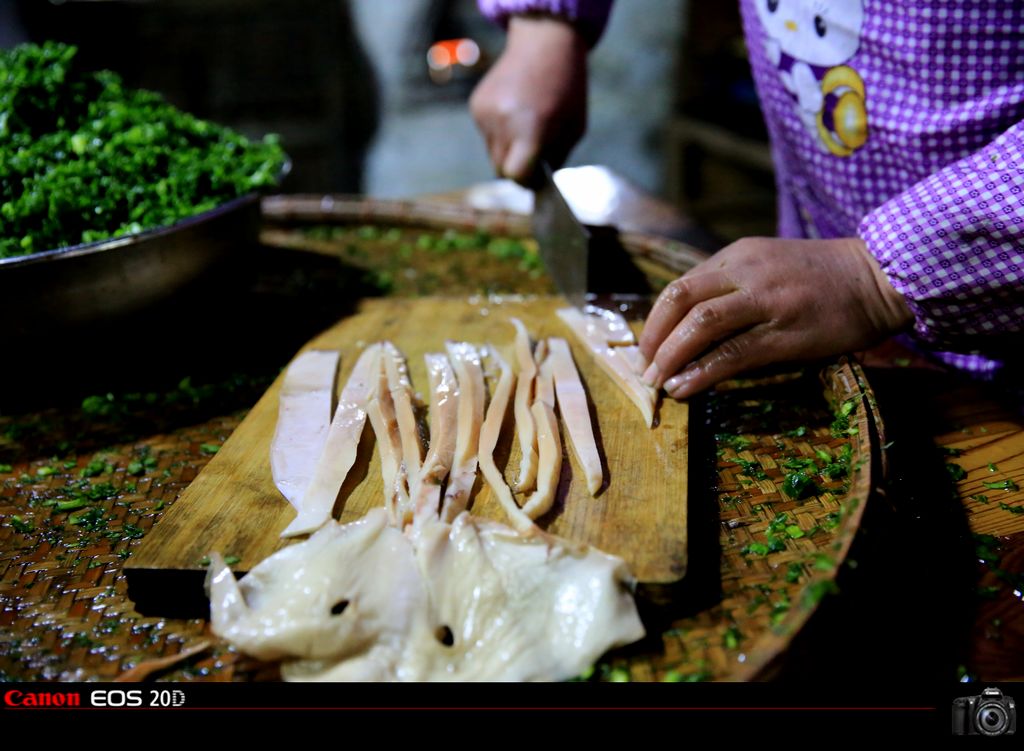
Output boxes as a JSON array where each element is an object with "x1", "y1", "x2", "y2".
[{"x1": 501, "y1": 137, "x2": 539, "y2": 184}]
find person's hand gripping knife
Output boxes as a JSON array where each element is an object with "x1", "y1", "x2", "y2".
[{"x1": 470, "y1": 15, "x2": 588, "y2": 184}]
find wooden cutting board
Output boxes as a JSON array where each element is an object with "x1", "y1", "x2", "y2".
[{"x1": 126, "y1": 296, "x2": 687, "y2": 613}]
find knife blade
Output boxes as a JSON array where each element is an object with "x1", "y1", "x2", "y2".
[
  {"x1": 531, "y1": 162, "x2": 651, "y2": 313},
  {"x1": 531, "y1": 161, "x2": 590, "y2": 309}
]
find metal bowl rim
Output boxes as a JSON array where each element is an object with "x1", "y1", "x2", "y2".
[{"x1": 0, "y1": 158, "x2": 291, "y2": 271}]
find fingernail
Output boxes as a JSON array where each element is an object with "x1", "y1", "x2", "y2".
[
  {"x1": 642, "y1": 362, "x2": 661, "y2": 387},
  {"x1": 663, "y1": 374, "x2": 686, "y2": 392}
]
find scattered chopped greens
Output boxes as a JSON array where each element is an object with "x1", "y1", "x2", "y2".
[
  {"x1": 782, "y1": 471, "x2": 817, "y2": 500},
  {"x1": 945, "y1": 463, "x2": 967, "y2": 482},
  {"x1": 0, "y1": 463, "x2": 12, "y2": 473},
  {"x1": 79, "y1": 456, "x2": 113, "y2": 475},
  {"x1": 723, "y1": 625, "x2": 743, "y2": 650},
  {"x1": 223, "y1": 555, "x2": 241, "y2": 566},
  {"x1": 983, "y1": 479, "x2": 1020, "y2": 492},
  {"x1": 973, "y1": 534, "x2": 1001, "y2": 565},
  {"x1": 716, "y1": 433, "x2": 753, "y2": 452},
  {"x1": 199, "y1": 443, "x2": 221, "y2": 455},
  {"x1": 10, "y1": 515, "x2": 34, "y2": 533},
  {"x1": 663, "y1": 669, "x2": 712, "y2": 683},
  {"x1": 126, "y1": 454, "x2": 158, "y2": 475},
  {"x1": 977, "y1": 585, "x2": 1002, "y2": 599},
  {"x1": 802, "y1": 580, "x2": 839, "y2": 608},
  {"x1": 783, "y1": 426, "x2": 808, "y2": 438},
  {"x1": 733, "y1": 459, "x2": 768, "y2": 481},
  {"x1": 988, "y1": 463, "x2": 999, "y2": 472},
  {"x1": 998, "y1": 502, "x2": 1024, "y2": 515},
  {"x1": 830, "y1": 399, "x2": 858, "y2": 437},
  {"x1": 0, "y1": 42, "x2": 287, "y2": 259},
  {"x1": 69, "y1": 506, "x2": 107, "y2": 531},
  {"x1": 970, "y1": 494, "x2": 990, "y2": 504},
  {"x1": 812, "y1": 553, "x2": 836, "y2": 571}
]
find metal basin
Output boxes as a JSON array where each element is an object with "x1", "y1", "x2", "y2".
[{"x1": 1, "y1": 193, "x2": 261, "y2": 339}]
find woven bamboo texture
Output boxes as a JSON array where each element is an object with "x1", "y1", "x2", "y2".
[{"x1": 0, "y1": 196, "x2": 877, "y2": 682}]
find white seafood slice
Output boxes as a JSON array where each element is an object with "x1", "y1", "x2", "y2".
[
  {"x1": 477, "y1": 347, "x2": 533, "y2": 532},
  {"x1": 208, "y1": 507, "x2": 425, "y2": 680},
  {"x1": 521, "y1": 355, "x2": 562, "y2": 520},
  {"x1": 557, "y1": 307, "x2": 657, "y2": 428},
  {"x1": 208, "y1": 509, "x2": 645, "y2": 682},
  {"x1": 383, "y1": 342, "x2": 423, "y2": 478},
  {"x1": 282, "y1": 345, "x2": 382, "y2": 538},
  {"x1": 270, "y1": 350, "x2": 340, "y2": 511},
  {"x1": 546, "y1": 337, "x2": 603, "y2": 496},
  {"x1": 509, "y1": 318, "x2": 539, "y2": 493},
  {"x1": 402, "y1": 513, "x2": 645, "y2": 681},
  {"x1": 367, "y1": 356, "x2": 411, "y2": 525},
  {"x1": 441, "y1": 342, "x2": 485, "y2": 522},
  {"x1": 411, "y1": 353, "x2": 459, "y2": 521},
  {"x1": 581, "y1": 305, "x2": 637, "y2": 346}
]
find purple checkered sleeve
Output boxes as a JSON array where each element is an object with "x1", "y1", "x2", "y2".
[
  {"x1": 858, "y1": 123, "x2": 1024, "y2": 353},
  {"x1": 476, "y1": 0, "x2": 613, "y2": 45}
]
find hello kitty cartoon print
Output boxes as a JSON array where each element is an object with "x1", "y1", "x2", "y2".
[{"x1": 756, "y1": 0, "x2": 868, "y2": 156}]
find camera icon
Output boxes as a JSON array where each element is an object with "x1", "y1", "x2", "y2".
[{"x1": 952, "y1": 688, "x2": 1016, "y2": 736}]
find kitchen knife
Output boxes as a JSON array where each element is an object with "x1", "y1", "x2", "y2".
[
  {"x1": 531, "y1": 161, "x2": 590, "y2": 309},
  {"x1": 531, "y1": 162, "x2": 650, "y2": 311}
]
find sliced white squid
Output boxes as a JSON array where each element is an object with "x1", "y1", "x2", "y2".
[
  {"x1": 367, "y1": 355, "x2": 411, "y2": 525},
  {"x1": 546, "y1": 337, "x2": 603, "y2": 496},
  {"x1": 520, "y1": 354, "x2": 562, "y2": 520},
  {"x1": 557, "y1": 307, "x2": 657, "y2": 428},
  {"x1": 282, "y1": 344, "x2": 382, "y2": 538},
  {"x1": 383, "y1": 342, "x2": 423, "y2": 479},
  {"x1": 509, "y1": 318, "x2": 539, "y2": 493},
  {"x1": 440, "y1": 342, "x2": 484, "y2": 522},
  {"x1": 581, "y1": 305, "x2": 637, "y2": 346},
  {"x1": 533, "y1": 339, "x2": 553, "y2": 405},
  {"x1": 270, "y1": 350, "x2": 340, "y2": 512},
  {"x1": 410, "y1": 353, "x2": 459, "y2": 522},
  {"x1": 476, "y1": 347, "x2": 532, "y2": 532}
]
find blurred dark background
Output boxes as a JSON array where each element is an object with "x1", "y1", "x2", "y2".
[{"x1": 2, "y1": 0, "x2": 777, "y2": 241}]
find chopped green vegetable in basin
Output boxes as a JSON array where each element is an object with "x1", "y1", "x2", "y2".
[{"x1": 0, "y1": 42, "x2": 287, "y2": 259}]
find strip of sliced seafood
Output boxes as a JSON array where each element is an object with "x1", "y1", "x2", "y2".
[
  {"x1": 509, "y1": 318, "x2": 539, "y2": 493},
  {"x1": 580, "y1": 305, "x2": 637, "y2": 345},
  {"x1": 520, "y1": 354, "x2": 562, "y2": 520},
  {"x1": 270, "y1": 349, "x2": 340, "y2": 512},
  {"x1": 557, "y1": 307, "x2": 657, "y2": 428},
  {"x1": 383, "y1": 342, "x2": 423, "y2": 479},
  {"x1": 367, "y1": 355, "x2": 411, "y2": 525},
  {"x1": 281, "y1": 345, "x2": 381, "y2": 537},
  {"x1": 440, "y1": 341, "x2": 485, "y2": 522},
  {"x1": 410, "y1": 353, "x2": 459, "y2": 521},
  {"x1": 546, "y1": 337, "x2": 603, "y2": 496},
  {"x1": 476, "y1": 347, "x2": 533, "y2": 532}
]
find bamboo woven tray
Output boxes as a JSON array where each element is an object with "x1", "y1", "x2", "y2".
[{"x1": 0, "y1": 196, "x2": 881, "y2": 682}]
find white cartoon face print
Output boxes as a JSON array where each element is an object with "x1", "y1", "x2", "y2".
[
  {"x1": 756, "y1": 0, "x2": 868, "y2": 156},
  {"x1": 756, "y1": 0, "x2": 864, "y2": 67}
]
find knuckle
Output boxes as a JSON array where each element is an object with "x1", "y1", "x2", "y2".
[
  {"x1": 663, "y1": 277, "x2": 691, "y2": 304},
  {"x1": 715, "y1": 336, "x2": 749, "y2": 364},
  {"x1": 690, "y1": 302, "x2": 721, "y2": 331}
]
